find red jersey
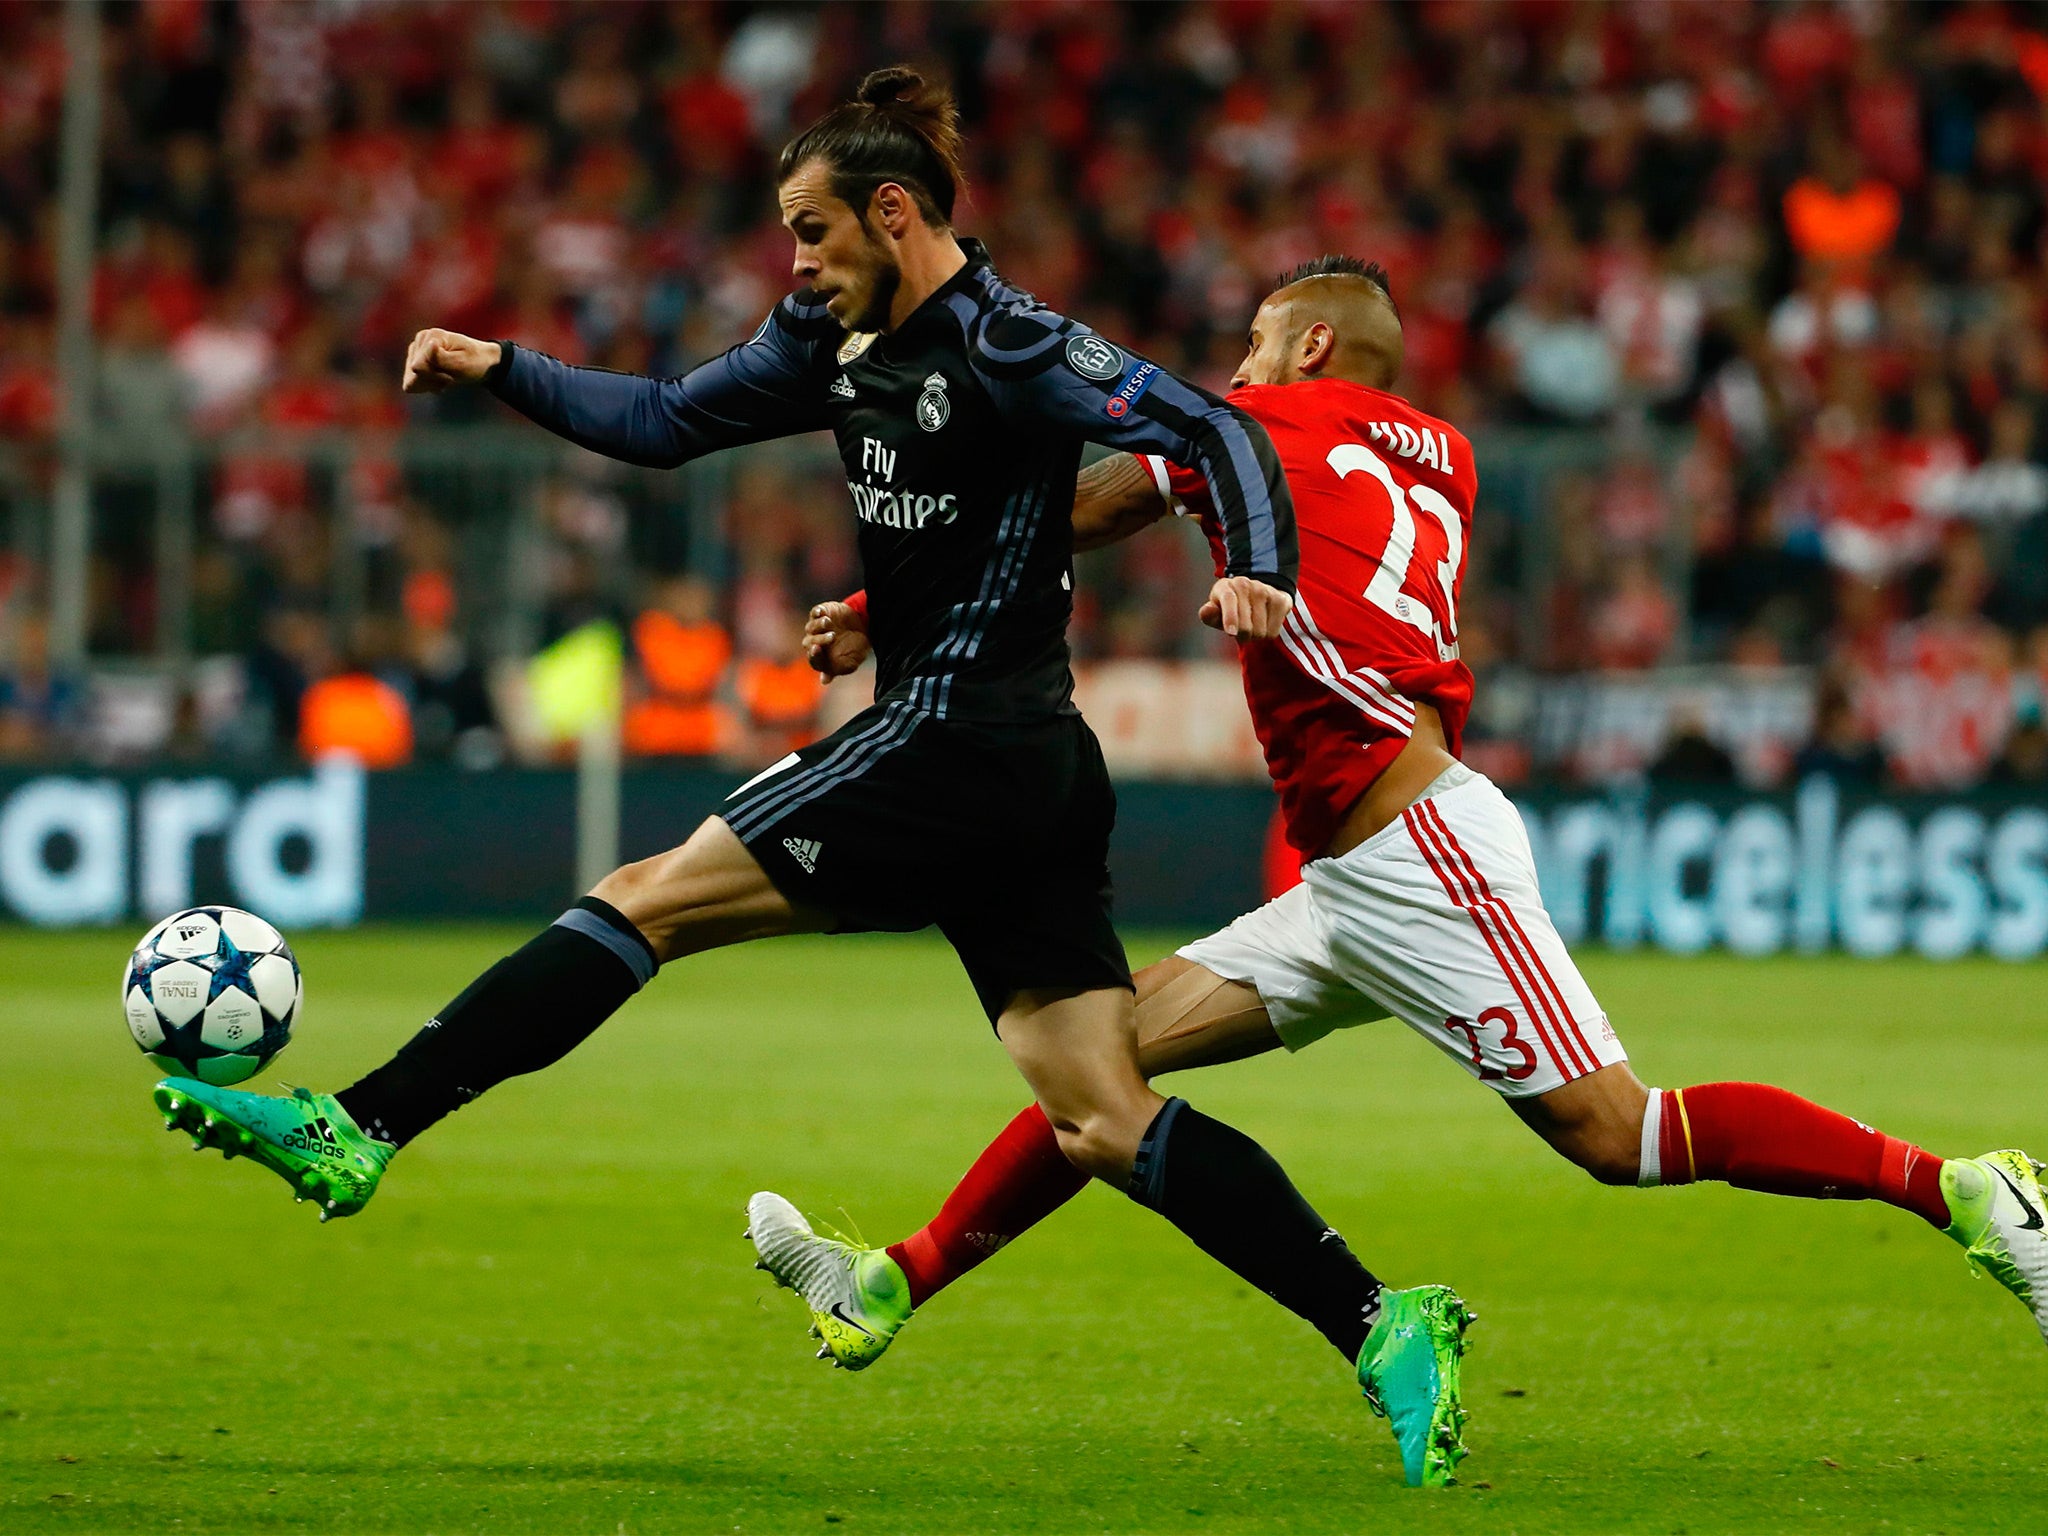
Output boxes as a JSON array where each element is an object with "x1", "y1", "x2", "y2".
[{"x1": 1146, "y1": 378, "x2": 1476, "y2": 854}]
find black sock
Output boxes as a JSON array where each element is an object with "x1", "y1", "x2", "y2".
[
  {"x1": 336, "y1": 897, "x2": 657, "y2": 1148},
  {"x1": 1128, "y1": 1098, "x2": 1383, "y2": 1361}
]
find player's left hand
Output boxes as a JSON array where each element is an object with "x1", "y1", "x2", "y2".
[{"x1": 1201, "y1": 576, "x2": 1293, "y2": 640}]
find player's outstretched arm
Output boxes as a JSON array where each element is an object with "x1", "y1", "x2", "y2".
[
  {"x1": 402, "y1": 292, "x2": 837, "y2": 470},
  {"x1": 967, "y1": 308, "x2": 1297, "y2": 633}
]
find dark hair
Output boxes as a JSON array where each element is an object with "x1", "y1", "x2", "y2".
[
  {"x1": 1273, "y1": 255, "x2": 1398, "y2": 315},
  {"x1": 776, "y1": 66, "x2": 966, "y2": 226}
]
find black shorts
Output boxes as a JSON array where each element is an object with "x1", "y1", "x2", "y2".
[{"x1": 720, "y1": 698, "x2": 1132, "y2": 1022}]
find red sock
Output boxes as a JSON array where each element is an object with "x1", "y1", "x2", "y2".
[
  {"x1": 887, "y1": 1104, "x2": 1090, "y2": 1307},
  {"x1": 1658, "y1": 1082, "x2": 1949, "y2": 1228}
]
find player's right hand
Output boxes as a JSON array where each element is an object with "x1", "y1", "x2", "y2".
[
  {"x1": 402, "y1": 329, "x2": 501, "y2": 394},
  {"x1": 1201, "y1": 575, "x2": 1293, "y2": 640},
  {"x1": 804, "y1": 601, "x2": 871, "y2": 678}
]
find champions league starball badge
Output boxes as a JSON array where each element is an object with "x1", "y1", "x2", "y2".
[{"x1": 838, "y1": 331, "x2": 878, "y2": 364}]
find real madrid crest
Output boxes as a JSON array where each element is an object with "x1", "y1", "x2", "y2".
[
  {"x1": 917, "y1": 370, "x2": 951, "y2": 432},
  {"x1": 837, "y1": 331, "x2": 878, "y2": 365}
]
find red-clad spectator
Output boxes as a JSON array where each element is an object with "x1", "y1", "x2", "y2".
[
  {"x1": 1588, "y1": 552, "x2": 1679, "y2": 671},
  {"x1": 1761, "y1": 0, "x2": 1856, "y2": 109},
  {"x1": 430, "y1": 75, "x2": 542, "y2": 212},
  {"x1": 2019, "y1": 31, "x2": 2048, "y2": 102},
  {"x1": 382, "y1": 211, "x2": 504, "y2": 347},
  {"x1": 662, "y1": 57, "x2": 754, "y2": 180},
  {"x1": 97, "y1": 223, "x2": 208, "y2": 341},
  {"x1": 553, "y1": 20, "x2": 642, "y2": 145},
  {"x1": 263, "y1": 323, "x2": 348, "y2": 431},
  {"x1": 1854, "y1": 532, "x2": 2015, "y2": 789},
  {"x1": 1808, "y1": 369, "x2": 1931, "y2": 581},
  {"x1": 0, "y1": 317, "x2": 55, "y2": 439},
  {"x1": 1596, "y1": 448, "x2": 1674, "y2": 548},
  {"x1": 1846, "y1": 40, "x2": 1923, "y2": 189},
  {"x1": 1890, "y1": 377, "x2": 1973, "y2": 525},
  {"x1": 171, "y1": 287, "x2": 276, "y2": 432},
  {"x1": 1592, "y1": 203, "x2": 1705, "y2": 408},
  {"x1": 331, "y1": 76, "x2": 416, "y2": 192},
  {"x1": 533, "y1": 155, "x2": 633, "y2": 301}
]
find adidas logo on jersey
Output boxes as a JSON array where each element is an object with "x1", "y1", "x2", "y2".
[
  {"x1": 783, "y1": 837, "x2": 822, "y2": 873},
  {"x1": 831, "y1": 373, "x2": 856, "y2": 399}
]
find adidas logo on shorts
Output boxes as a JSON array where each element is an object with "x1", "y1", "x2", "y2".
[{"x1": 783, "y1": 837, "x2": 822, "y2": 873}]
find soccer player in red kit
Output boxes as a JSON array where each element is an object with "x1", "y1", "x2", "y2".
[{"x1": 751, "y1": 257, "x2": 2048, "y2": 1445}]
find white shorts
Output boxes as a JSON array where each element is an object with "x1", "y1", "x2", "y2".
[{"x1": 1178, "y1": 764, "x2": 1626, "y2": 1097}]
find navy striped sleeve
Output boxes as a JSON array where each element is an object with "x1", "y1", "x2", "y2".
[
  {"x1": 484, "y1": 293, "x2": 837, "y2": 469},
  {"x1": 961, "y1": 302, "x2": 1297, "y2": 590}
]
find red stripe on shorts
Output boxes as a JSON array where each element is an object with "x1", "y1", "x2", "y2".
[
  {"x1": 1402, "y1": 804, "x2": 1577, "y2": 1079},
  {"x1": 1418, "y1": 799, "x2": 1599, "y2": 1075}
]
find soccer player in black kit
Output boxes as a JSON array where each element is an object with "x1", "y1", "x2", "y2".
[{"x1": 151, "y1": 68, "x2": 1472, "y2": 1480}]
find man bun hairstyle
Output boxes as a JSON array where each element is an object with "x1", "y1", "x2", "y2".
[
  {"x1": 1274, "y1": 255, "x2": 1399, "y2": 316},
  {"x1": 778, "y1": 65, "x2": 966, "y2": 226}
]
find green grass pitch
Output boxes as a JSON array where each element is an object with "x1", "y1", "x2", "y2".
[{"x1": 4, "y1": 925, "x2": 2047, "y2": 1533}]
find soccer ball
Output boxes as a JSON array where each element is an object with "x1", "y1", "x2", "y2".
[{"x1": 123, "y1": 906, "x2": 302, "y2": 1085}]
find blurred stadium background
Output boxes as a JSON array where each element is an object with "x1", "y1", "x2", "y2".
[{"x1": 0, "y1": 0, "x2": 2045, "y2": 953}]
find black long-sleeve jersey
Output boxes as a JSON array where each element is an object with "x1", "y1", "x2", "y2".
[{"x1": 485, "y1": 238, "x2": 1297, "y2": 722}]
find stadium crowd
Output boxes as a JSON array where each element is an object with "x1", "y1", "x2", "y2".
[{"x1": 1, "y1": 0, "x2": 2047, "y2": 791}]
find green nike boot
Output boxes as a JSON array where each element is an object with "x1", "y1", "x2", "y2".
[
  {"x1": 154, "y1": 1080, "x2": 393, "y2": 1220},
  {"x1": 1357, "y1": 1284, "x2": 1477, "y2": 1488},
  {"x1": 745, "y1": 1192, "x2": 913, "y2": 1370},
  {"x1": 1941, "y1": 1149, "x2": 2048, "y2": 1344}
]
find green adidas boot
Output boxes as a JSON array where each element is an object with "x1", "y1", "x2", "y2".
[
  {"x1": 1357, "y1": 1284, "x2": 1476, "y2": 1488},
  {"x1": 154, "y1": 1080, "x2": 393, "y2": 1220}
]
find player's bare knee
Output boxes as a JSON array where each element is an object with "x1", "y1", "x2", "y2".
[
  {"x1": 1045, "y1": 1109, "x2": 1140, "y2": 1183},
  {"x1": 1571, "y1": 1128, "x2": 1644, "y2": 1186},
  {"x1": 1520, "y1": 1065, "x2": 1649, "y2": 1185},
  {"x1": 590, "y1": 853, "x2": 667, "y2": 917}
]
